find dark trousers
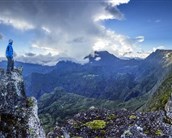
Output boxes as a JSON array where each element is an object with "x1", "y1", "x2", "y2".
[{"x1": 7, "y1": 57, "x2": 14, "y2": 72}]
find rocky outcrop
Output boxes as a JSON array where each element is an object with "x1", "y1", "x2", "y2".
[
  {"x1": 165, "y1": 93, "x2": 172, "y2": 120},
  {"x1": 48, "y1": 109, "x2": 172, "y2": 138},
  {"x1": 0, "y1": 68, "x2": 45, "y2": 138}
]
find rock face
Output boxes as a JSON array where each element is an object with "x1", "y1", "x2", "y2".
[
  {"x1": 0, "y1": 68, "x2": 45, "y2": 138},
  {"x1": 165, "y1": 93, "x2": 172, "y2": 120}
]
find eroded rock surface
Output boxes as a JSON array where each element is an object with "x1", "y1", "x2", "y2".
[
  {"x1": 48, "y1": 109, "x2": 172, "y2": 138},
  {"x1": 0, "y1": 68, "x2": 45, "y2": 138}
]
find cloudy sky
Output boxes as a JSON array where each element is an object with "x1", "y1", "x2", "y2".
[{"x1": 0, "y1": 0, "x2": 172, "y2": 65}]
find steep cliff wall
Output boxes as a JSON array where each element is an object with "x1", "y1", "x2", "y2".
[{"x1": 0, "y1": 68, "x2": 45, "y2": 138}]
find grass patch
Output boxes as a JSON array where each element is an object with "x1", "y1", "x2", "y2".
[{"x1": 85, "y1": 120, "x2": 106, "y2": 130}]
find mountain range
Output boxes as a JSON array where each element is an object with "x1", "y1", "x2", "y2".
[
  {"x1": 25, "y1": 50, "x2": 172, "y2": 102},
  {"x1": 2, "y1": 49, "x2": 172, "y2": 134}
]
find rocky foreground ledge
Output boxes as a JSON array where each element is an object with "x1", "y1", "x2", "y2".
[
  {"x1": 48, "y1": 108, "x2": 172, "y2": 138},
  {"x1": 0, "y1": 68, "x2": 45, "y2": 138}
]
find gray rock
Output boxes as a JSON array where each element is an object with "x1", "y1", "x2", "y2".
[
  {"x1": 48, "y1": 109, "x2": 172, "y2": 138},
  {"x1": 0, "y1": 68, "x2": 45, "y2": 138},
  {"x1": 165, "y1": 93, "x2": 172, "y2": 119}
]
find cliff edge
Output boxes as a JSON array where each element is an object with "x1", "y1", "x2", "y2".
[{"x1": 0, "y1": 68, "x2": 45, "y2": 138}]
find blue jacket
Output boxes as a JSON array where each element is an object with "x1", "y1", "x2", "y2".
[{"x1": 6, "y1": 43, "x2": 13, "y2": 58}]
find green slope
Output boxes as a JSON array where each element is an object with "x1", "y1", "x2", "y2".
[
  {"x1": 38, "y1": 88, "x2": 121, "y2": 133},
  {"x1": 38, "y1": 87, "x2": 151, "y2": 133},
  {"x1": 143, "y1": 72, "x2": 172, "y2": 112}
]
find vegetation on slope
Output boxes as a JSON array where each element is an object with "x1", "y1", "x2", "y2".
[
  {"x1": 85, "y1": 120, "x2": 106, "y2": 130},
  {"x1": 144, "y1": 72, "x2": 172, "y2": 112},
  {"x1": 38, "y1": 88, "x2": 149, "y2": 133},
  {"x1": 38, "y1": 88, "x2": 120, "y2": 133},
  {"x1": 47, "y1": 109, "x2": 171, "y2": 137}
]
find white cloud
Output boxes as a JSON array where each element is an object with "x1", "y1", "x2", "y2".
[
  {"x1": 0, "y1": 16, "x2": 34, "y2": 31},
  {"x1": 124, "y1": 45, "x2": 166, "y2": 59},
  {"x1": 123, "y1": 51, "x2": 150, "y2": 59},
  {"x1": 31, "y1": 44, "x2": 59, "y2": 56},
  {"x1": 107, "y1": 0, "x2": 130, "y2": 6},
  {"x1": 15, "y1": 53, "x2": 59, "y2": 66},
  {"x1": 153, "y1": 46, "x2": 165, "y2": 52},
  {"x1": 92, "y1": 27, "x2": 134, "y2": 57},
  {"x1": 135, "y1": 36, "x2": 144, "y2": 43},
  {"x1": 0, "y1": 0, "x2": 146, "y2": 65},
  {"x1": 42, "y1": 26, "x2": 51, "y2": 34},
  {"x1": 94, "y1": 13, "x2": 115, "y2": 22},
  {"x1": 94, "y1": 0, "x2": 130, "y2": 21},
  {"x1": 95, "y1": 57, "x2": 101, "y2": 61},
  {"x1": 15, "y1": 53, "x2": 88, "y2": 66}
]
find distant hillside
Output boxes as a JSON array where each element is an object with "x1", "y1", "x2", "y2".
[
  {"x1": 38, "y1": 88, "x2": 147, "y2": 133},
  {"x1": 124, "y1": 49, "x2": 172, "y2": 101},
  {"x1": 143, "y1": 68, "x2": 172, "y2": 112},
  {"x1": 38, "y1": 88, "x2": 119, "y2": 132},
  {"x1": 27, "y1": 50, "x2": 172, "y2": 102},
  {"x1": 26, "y1": 51, "x2": 141, "y2": 99}
]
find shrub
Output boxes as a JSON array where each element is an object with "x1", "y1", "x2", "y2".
[
  {"x1": 107, "y1": 114, "x2": 116, "y2": 120},
  {"x1": 85, "y1": 120, "x2": 106, "y2": 130},
  {"x1": 129, "y1": 115, "x2": 137, "y2": 119},
  {"x1": 26, "y1": 98, "x2": 34, "y2": 107},
  {"x1": 155, "y1": 129, "x2": 163, "y2": 136}
]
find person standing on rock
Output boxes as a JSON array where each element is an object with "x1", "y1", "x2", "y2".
[{"x1": 6, "y1": 39, "x2": 14, "y2": 74}]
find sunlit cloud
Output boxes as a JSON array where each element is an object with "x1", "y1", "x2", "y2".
[
  {"x1": 0, "y1": 16, "x2": 34, "y2": 31},
  {"x1": 0, "y1": 0, "x2": 155, "y2": 65},
  {"x1": 92, "y1": 27, "x2": 135, "y2": 57},
  {"x1": 94, "y1": 0, "x2": 130, "y2": 21},
  {"x1": 107, "y1": 0, "x2": 130, "y2": 6}
]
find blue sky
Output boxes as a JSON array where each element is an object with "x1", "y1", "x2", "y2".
[
  {"x1": 0, "y1": 0, "x2": 171, "y2": 65},
  {"x1": 103, "y1": 0, "x2": 172, "y2": 51}
]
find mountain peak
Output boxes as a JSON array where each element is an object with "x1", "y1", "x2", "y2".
[
  {"x1": 84, "y1": 51, "x2": 119, "y2": 63},
  {"x1": 145, "y1": 49, "x2": 172, "y2": 63},
  {"x1": 152, "y1": 49, "x2": 172, "y2": 57}
]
